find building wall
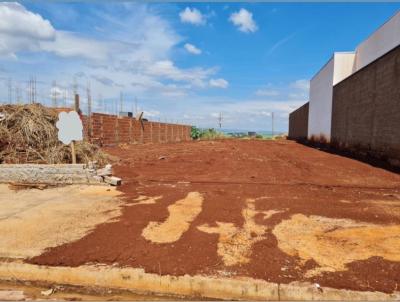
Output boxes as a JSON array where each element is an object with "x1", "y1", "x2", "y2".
[
  {"x1": 308, "y1": 53, "x2": 355, "y2": 141},
  {"x1": 306, "y1": 12, "x2": 400, "y2": 143},
  {"x1": 288, "y1": 102, "x2": 309, "y2": 140},
  {"x1": 85, "y1": 113, "x2": 191, "y2": 146},
  {"x1": 308, "y1": 58, "x2": 334, "y2": 141},
  {"x1": 331, "y1": 45, "x2": 400, "y2": 163},
  {"x1": 355, "y1": 11, "x2": 400, "y2": 71}
]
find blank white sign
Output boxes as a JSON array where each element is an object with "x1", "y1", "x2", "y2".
[{"x1": 56, "y1": 111, "x2": 83, "y2": 145}]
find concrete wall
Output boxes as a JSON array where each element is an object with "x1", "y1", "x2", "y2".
[
  {"x1": 355, "y1": 11, "x2": 400, "y2": 71},
  {"x1": 86, "y1": 113, "x2": 191, "y2": 146},
  {"x1": 331, "y1": 45, "x2": 400, "y2": 164},
  {"x1": 0, "y1": 164, "x2": 102, "y2": 185},
  {"x1": 288, "y1": 102, "x2": 309, "y2": 140},
  {"x1": 308, "y1": 53, "x2": 355, "y2": 141},
  {"x1": 306, "y1": 12, "x2": 400, "y2": 142}
]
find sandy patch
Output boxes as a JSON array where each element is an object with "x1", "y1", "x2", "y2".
[
  {"x1": 198, "y1": 199, "x2": 281, "y2": 266},
  {"x1": 361, "y1": 199, "x2": 400, "y2": 218},
  {"x1": 0, "y1": 184, "x2": 122, "y2": 258},
  {"x1": 273, "y1": 214, "x2": 400, "y2": 276},
  {"x1": 133, "y1": 195, "x2": 163, "y2": 206},
  {"x1": 142, "y1": 192, "x2": 203, "y2": 243}
]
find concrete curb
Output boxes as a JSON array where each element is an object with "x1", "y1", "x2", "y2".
[
  {"x1": 0, "y1": 164, "x2": 103, "y2": 185},
  {"x1": 0, "y1": 261, "x2": 398, "y2": 300}
]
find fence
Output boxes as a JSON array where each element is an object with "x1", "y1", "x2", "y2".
[{"x1": 83, "y1": 113, "x2": 191, "y2": 146}]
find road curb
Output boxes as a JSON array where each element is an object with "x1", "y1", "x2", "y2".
[{"x1": 0, "y1": 261, "x2": 398, "y2": 300}]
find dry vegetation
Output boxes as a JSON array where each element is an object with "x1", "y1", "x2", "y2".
[{"x1": 0, "y1": 104, "x2": 107, "y2": 165}]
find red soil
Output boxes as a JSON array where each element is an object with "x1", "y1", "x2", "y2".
[{"x1": 29, "y1": 139, "x2": 400, "y2": 293}]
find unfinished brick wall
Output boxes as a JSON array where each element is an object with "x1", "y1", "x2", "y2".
[
  {"x1": 288, "y1": 102, "x2": 309, "y2": 140},
  {"x1": 331, "y1": 45, "x2": 400, "y2": 164},
  {"x1": 86, "y1": 113, "x2": 191, "y2": 146}
]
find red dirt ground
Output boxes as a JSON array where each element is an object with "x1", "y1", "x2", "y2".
[{"x1": 30, "y1": 139, "x2": 400, "y2": 293}]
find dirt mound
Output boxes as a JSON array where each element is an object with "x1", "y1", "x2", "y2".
[{"x1": 0, "y1": 104, "x2": 107, "y2": 164}]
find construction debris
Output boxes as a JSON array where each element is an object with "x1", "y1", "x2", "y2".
[
  {"x1": 97, "y1": 164, "x2": 113, "y2": 176},
  {"x1": 40, "y1": 288, "x2": 54, "y2": 296},
  {"x1": 104, "y1": 176, "x2": 122, "y2": 186},
  {"x1": 0, "y1": 104, "x2": 107, "y2": 165}
]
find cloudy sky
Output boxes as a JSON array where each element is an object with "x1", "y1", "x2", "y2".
[{"x1": 0, "y1": 2, "x2": 399, "y2": 131}]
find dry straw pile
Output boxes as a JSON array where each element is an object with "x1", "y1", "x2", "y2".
[{"x1": 0, "y1": 104, "x2": 107, "y2": 164}]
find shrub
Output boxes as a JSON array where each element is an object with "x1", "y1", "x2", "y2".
[
  {"x1": 190, "y1": 127, "x2": 226, "y2": 140},
  {"x1": 191, "y1": 126, "x2": 201, "y2": 140}
]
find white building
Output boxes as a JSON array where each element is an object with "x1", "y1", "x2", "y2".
[{"x1": 307, "y1": 11, "x2": 400, "y2": 141}]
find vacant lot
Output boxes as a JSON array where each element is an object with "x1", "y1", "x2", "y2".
[{"x1": 20, "y1": 139, "x2": 399, "y2": 294}]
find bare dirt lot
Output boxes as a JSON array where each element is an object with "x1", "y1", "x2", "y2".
[{"x1": 25, "y1": 139, "x2": 400, "y2": 294}]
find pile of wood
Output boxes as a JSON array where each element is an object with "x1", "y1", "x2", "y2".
[{"x1": 0, "y1": 104, "x2": 107, "y2": 165}]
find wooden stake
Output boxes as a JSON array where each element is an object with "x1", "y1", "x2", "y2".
[{"x1": 70, "y1": 140, "x2": 77, "y2": 164}]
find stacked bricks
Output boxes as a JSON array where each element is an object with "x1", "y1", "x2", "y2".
[{"x1": 86, "y1": 113, "x2": 192, "y2": 146}]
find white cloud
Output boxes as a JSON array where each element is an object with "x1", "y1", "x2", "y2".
[
  {"x1": 229, "y1": 9, "x2": 258, "y2": 33},
  {"x1": 209, "y1": 78, "x2": 229, "y2": 89},
  {"x1": 184, "y1": 43, "x2": 202, "y2": 55},
  {"x1": 146, "y1": 60, "x2": 216, "y2": 87},
  {"x1": 0, "y1": 3, "x2": 55, "y2": 40},
  {"x1": 0, "y1": 2, "x2": 55, "y2": 57},
  {"x1": 40, "y1": 31, "x2": 110, "y2": 61},
  {"x1": 179, "y1": 7, "x2": 205, "y2": 25},
  {"x1": 290, "y1": 79, "x2": 310, "y2": 92},
  {"x1": 0, "y1": 2, "x2": 110, "y2": 60},
  {"x1": 0, "y1": 3, "x2": 234, "y2": 119},
  {"x1": 255, "y1": 89, "x2": 280, "y2": 97}
]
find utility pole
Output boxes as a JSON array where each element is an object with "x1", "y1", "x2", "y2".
[
  {"x1": 28, "y1": 76, "x2": 37, "y2": 104},
  {"x1": 27, "y1": 80, "x2": 30, "y2": 104},
  {"x1": 33, "y1": 76, "x2": 37, "y2": 104},
  {"x1": 98, "y1": 93, "x2": 103, "y2": 113},
  {"x1": 15, "y1": 84, "x2": 21, "y2": 104},
  {"x1": 119, "y1": 91, "x2": 123, "y2": 116},
  {"x1": 271, "y1": 112, "x2": 274, "y2": 137},
  {"x1": 73, "y1": 77, "x2": 78, "y2": 96},
  {"x1": 63, "y1": 89, "x2": 67, "y2": 107},
  {"x1": 73, "y1": 77, "x2": 80, "y2": 112},
  {"x1": 87, "y1": 81, "x2": 92, "y2": 138},
  {"x1": 8, "y1": 78, "x2": 12, "y2": 104},
  {"x1": 86, "y1": 81, "x2": 92, "y2": 117},
  {"x1": 52, "y1": 80, "x2": 57, "y2": 108},
  {"x1": 218, "y1": 112, "x2": 223, "y2": 129},
  {"x1": 134, "y1": 96, "x2": 138, "y2": 115}
]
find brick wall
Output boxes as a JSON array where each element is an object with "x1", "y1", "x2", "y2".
[
  {"x1": 331, "y1": 45, "x2": 400, "y2": 164},
  {"x1": 288, "y1": 102, "x2": 309, "y2": 140},
  {"x1": 86, "y1": 113, "x2": 191, "y2": 146}
]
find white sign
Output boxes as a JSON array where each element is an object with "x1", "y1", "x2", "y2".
[{"x1": 56, "y1": 111, "x2": 83, "y2": 145}]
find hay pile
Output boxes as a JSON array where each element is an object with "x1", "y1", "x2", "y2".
[{"x1": 0, "y1": 104, "x2": 107, "y2": 165}]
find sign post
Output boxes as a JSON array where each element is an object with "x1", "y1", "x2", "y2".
[
  {"x1": 70, "y1": 141, "x2": 76, "y2": 164},
  {"x1": 56, "y1": 111, "x2": 83, "y2": 164}
]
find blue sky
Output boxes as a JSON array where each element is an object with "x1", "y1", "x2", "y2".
[{"x1": 0, "y1": 2, "x2": 399, "y2": 131}]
